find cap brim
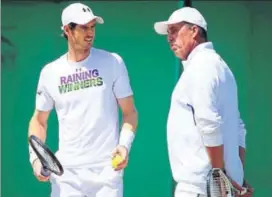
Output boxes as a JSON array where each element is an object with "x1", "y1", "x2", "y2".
[
  {"x1": 73, "y1": 15, "x2": 104, "y2": 25},
  {"x1": 154, "y1": 21, "x2": 168, "y2": 35},
  {"x1": 80, "y1": 15, "x2": 104, "y2": 25},
  {"x1": 94, "y1": 16, "x2": 104, "y2": 24},
  {"x1": 61, "y1": 15, "x2": 104, "y2": 30}
]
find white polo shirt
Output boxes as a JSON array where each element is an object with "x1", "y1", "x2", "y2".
[
  {"x1": 35, "y1": 47, "x2": 133, "y2": 168},
  {"x1": 167, "y1": 42, "x2": 246, "y2": 194}
]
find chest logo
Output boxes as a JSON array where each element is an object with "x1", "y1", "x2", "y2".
[{"x1": 58, "y1": 69, "x2": 103, "y2": 94}]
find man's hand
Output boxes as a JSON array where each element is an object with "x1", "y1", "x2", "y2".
[
  {"x1": 111, "y1": 145, "x2": 128, "y2": 171},
  {"x1": 230, "y1": 179, "x2": 253, "y2": 197},
  {"x1": 238, "y1": 180, "x2": 254, "y2": 197},
  {"x1": 32, "y1": 159, "x2": 50, "y2": 182}
]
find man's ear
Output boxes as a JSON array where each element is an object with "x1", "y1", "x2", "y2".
[
  {"x1": 63, "y1": 26, "x2": 70, "y2": 37},
  {"x1": 191, "y1": 25, "x2": 199, "y2": 38}
]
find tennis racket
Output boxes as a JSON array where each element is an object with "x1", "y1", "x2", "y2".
[
  {"x1": 207, "y1": 168, "x2": 247, "y2": 197},
  {"x1": 29, "y1": 135, "x2": 64, "y2": 176}
]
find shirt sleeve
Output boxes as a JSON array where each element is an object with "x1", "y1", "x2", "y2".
[
  {"x1": 35, "y1": 68, "x2": 54, "y2": 111},
  {"x1": 190, "y1": 59, "x2": 223, "y2": 147},
  {"x1": 112, "y1": 53, "x2": 133, "y2": 99},
  {"x1": 238, "y1": 112, "x2": 246, "y2": 148}
]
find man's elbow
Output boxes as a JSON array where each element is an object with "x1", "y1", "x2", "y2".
[
  {"x1": 198, "y1": 121, "x2": 223, "y2": 147},
  {"x1": 195, "y1": 113, "x2": 222, "y2": 146}
]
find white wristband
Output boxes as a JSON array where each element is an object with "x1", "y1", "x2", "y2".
[
  {"x1": 29, "y1": 145, "x2": 38, "y2": 165},
  {"x1": 119, "y1": 128, "x2": 135, "y2": 153}
]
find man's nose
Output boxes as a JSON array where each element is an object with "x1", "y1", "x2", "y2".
[{"x1": 168, "y1": 34, "x2": 174, "y2": 43}]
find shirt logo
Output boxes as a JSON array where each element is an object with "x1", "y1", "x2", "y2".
[
  {"x1": 58, "y1": 68, "x2": 104, "y2": 94},
  {"x1": 37, "y1": 90, "x2": 42, "y2": 95}
]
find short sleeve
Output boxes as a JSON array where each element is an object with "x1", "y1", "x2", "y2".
[
  {"x1": 35, "y1": 68, "x2": 54, "y2": 111},
  {"x1": 112, "y1": 53, "x2": 133, "y2": 99}
]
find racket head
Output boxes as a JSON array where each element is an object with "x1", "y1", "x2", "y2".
[
  {"x1": 207, "y1": 168, "x2": 235, "y2": 197},
  {"x1": 29, "y1": 135, "x2": 64, "y2": 176}
]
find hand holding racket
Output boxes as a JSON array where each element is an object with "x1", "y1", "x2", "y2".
[
  {"x1": 32, "y1": 159, "x2": 51, "y2": 182},
  {"x1": 29, "y1": 135, "x2": 64, "y2": 181},
  {"x1": 207, "y1": 168, "x2": 248, "y2": 197}
]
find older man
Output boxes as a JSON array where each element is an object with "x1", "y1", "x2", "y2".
[{"x1": 154, "y1": 7, "x2": 253, "y2": 197}]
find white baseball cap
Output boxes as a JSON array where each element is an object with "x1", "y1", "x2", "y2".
[
  {"x1": 154, "y1": 7, "x2": 207, "y2": 35},
  {"x1": 61, "y1": 3, "x2": 104, "y2": 29}
]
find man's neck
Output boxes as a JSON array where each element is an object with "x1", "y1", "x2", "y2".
[
  {"x1": 67, "y1": 44, "x2": 90, "y2": 62},
  {"x1": 191, "y1": 39, "x2": 206, "y2": 51}
]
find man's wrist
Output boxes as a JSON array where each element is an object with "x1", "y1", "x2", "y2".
[
  {"x1": 119, "y1": 128, "x2": 135, "y2": 153},
  {"x1": 29, "y1": 145, "x2": 38, "y2": 165}
]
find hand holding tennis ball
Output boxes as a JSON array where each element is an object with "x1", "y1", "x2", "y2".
[
  {"x1": 112, "y1": 154, "x2": 123, "y2": 169},
  {"x1": 111, "y1": 145, "x2": 128, "y2": 171}
]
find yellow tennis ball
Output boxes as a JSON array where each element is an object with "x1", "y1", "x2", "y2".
[{"x1": 112, "y1": 154, "x2": 123, "y2": 169}]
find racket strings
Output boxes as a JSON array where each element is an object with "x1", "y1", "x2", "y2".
[
  {"x1": 33, "y1": 140, "x2": 60, "y2": 172},
  {"x1": 209, "y1": 171, "x2": 232, "y2": 197}
]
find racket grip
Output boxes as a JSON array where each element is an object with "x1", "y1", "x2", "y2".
[{"x1": 41, "y1": 168, "x2": 51, "y2": 177}]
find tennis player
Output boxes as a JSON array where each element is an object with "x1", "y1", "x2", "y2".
[
  {"x1": 28, "y1": 3, "x2": 138, "y2": 197},
  {"x1": 154, "y1": 7, "x2": 253, "y2": 197}
]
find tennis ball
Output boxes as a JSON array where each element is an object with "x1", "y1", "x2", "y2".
[{"x1": 112, "y1": 154, "x2": 123, "y2": 169}]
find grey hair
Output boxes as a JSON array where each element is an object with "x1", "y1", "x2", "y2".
[{"x1": 183, "y1": 21, "x2": 208, "y2": 41}]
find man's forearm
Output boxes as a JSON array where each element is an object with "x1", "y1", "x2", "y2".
[
  {"x1": 239, "y1": 146, "x2": 245, "y2": 168},
  {"x1": 119, "y1": 110, "x2": 138, "y2": 152},
  {"x1": 28, "y1": 117, "x2": 47, "y2": 143},
  {"x1": 206, "y1": 145, "x2": 224, "y2": 169},
  {"x1": 121, "y1": 109, "x2": 138, "y2": 133},
  {"x1": 28, "y1": 116, "x2": 48, "y2": 165}
]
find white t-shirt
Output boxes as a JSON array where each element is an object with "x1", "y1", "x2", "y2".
[
  {"x1": 35, "y1": 47, "x2": 133, "y2": 168},
  {"x1": 167, "y1": 42, "x2": 246, "y2": 195}
]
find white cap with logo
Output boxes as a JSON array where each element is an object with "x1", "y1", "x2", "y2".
[
  {"x1": 154, "y1": 7, "x2": 207, "y2": 35},
  {"x1": 61, "y1": 3, "x2": 104, "y2": 29}
]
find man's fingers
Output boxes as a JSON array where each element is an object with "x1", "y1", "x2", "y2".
[
  {"x1": 114, "y1": 159, "x2": 128, "y2": 171},
  {"x1": 115, "y1": 162, "x2": 127, "y2": 171},
  {"x1": 117, "y1": 158, "x2": 127, "y2": 167},
  {"x1": 36, "y1": 173, "x2": 50, "y2": 182},
  {"x1": 241, "y1": 190, "x2": 253, "y2": 197},
  {"x1": 245, "y1": 184, "x2": 254, "y2": 193},
  {"x1": 111, "y1": 148, "x2": 118, "y2": 157},
  {"x1": 231, "y1": 180, "x2": 244, "y2": 191},
  {"x1": 34, "y1": 170, "x2": 50, "y2": 182}
]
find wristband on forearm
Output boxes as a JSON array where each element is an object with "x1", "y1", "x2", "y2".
[{"x1": 119, "y1": 128, "x2": 135, "y2": 152}]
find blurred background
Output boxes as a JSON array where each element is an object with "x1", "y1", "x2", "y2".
[{"x1": 2, "y1": 0, "x2": 271, "y2": 196}]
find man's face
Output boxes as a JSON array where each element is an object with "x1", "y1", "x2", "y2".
[
  {"x1": 65, "y1": 19, "x2": 96, "y2": 51},
  {"x1": 167, "y1": 22, "x2": 196, "y2": 60}
]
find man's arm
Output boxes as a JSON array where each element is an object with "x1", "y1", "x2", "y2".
[
  {"x1": 28, "y1": 110, "x2": 50, "y2": 142},
  {"x1": 28, "y1": 110, "x2": 50, "y2": 165},
  {"x1": 206, "y1": 146, "x2": 224, "y2": 169},
  {"x1": 117, "y1": 95, "x2": 138, "y2": 152},
  {"x1": 111, "y1": 96, "x2": 137, "y2": 170},
  {"x1": 239, "y1": 146, "x2": 245, "y2": 168},
  {"x1": 111, "y1": 53, "x2": 137, "y2": 153},
  {"x1": 238, "y1": 117, "x2": 246, "y2": 168},
  {"x1": 190, "y1": 60, "x2": 224, "y2": 169},
  {"x1": 29, "y1": 66, "x2": 54, "y2": 180}
]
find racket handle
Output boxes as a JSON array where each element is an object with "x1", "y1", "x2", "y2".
[{"x1": 41, "y1": 168, "x2": 51, "y2": 177}]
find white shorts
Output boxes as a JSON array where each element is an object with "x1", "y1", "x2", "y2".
[
  {"x1": 175, "y1": 183, "x2": 206, "y2": 197},
  {"x1": 175, "y1": 191, "x2": 206, "y2": 197},
  {"x1": 50, "y1": 166, "x2": 123, "y2": 197}
]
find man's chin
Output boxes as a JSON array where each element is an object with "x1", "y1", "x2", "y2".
[
  {"x1": 174, "y1": 54, "x2": 186, "y2": 61},
  {"x1": 83, "y1": 44, "x2": 93, "y2": 51}
]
